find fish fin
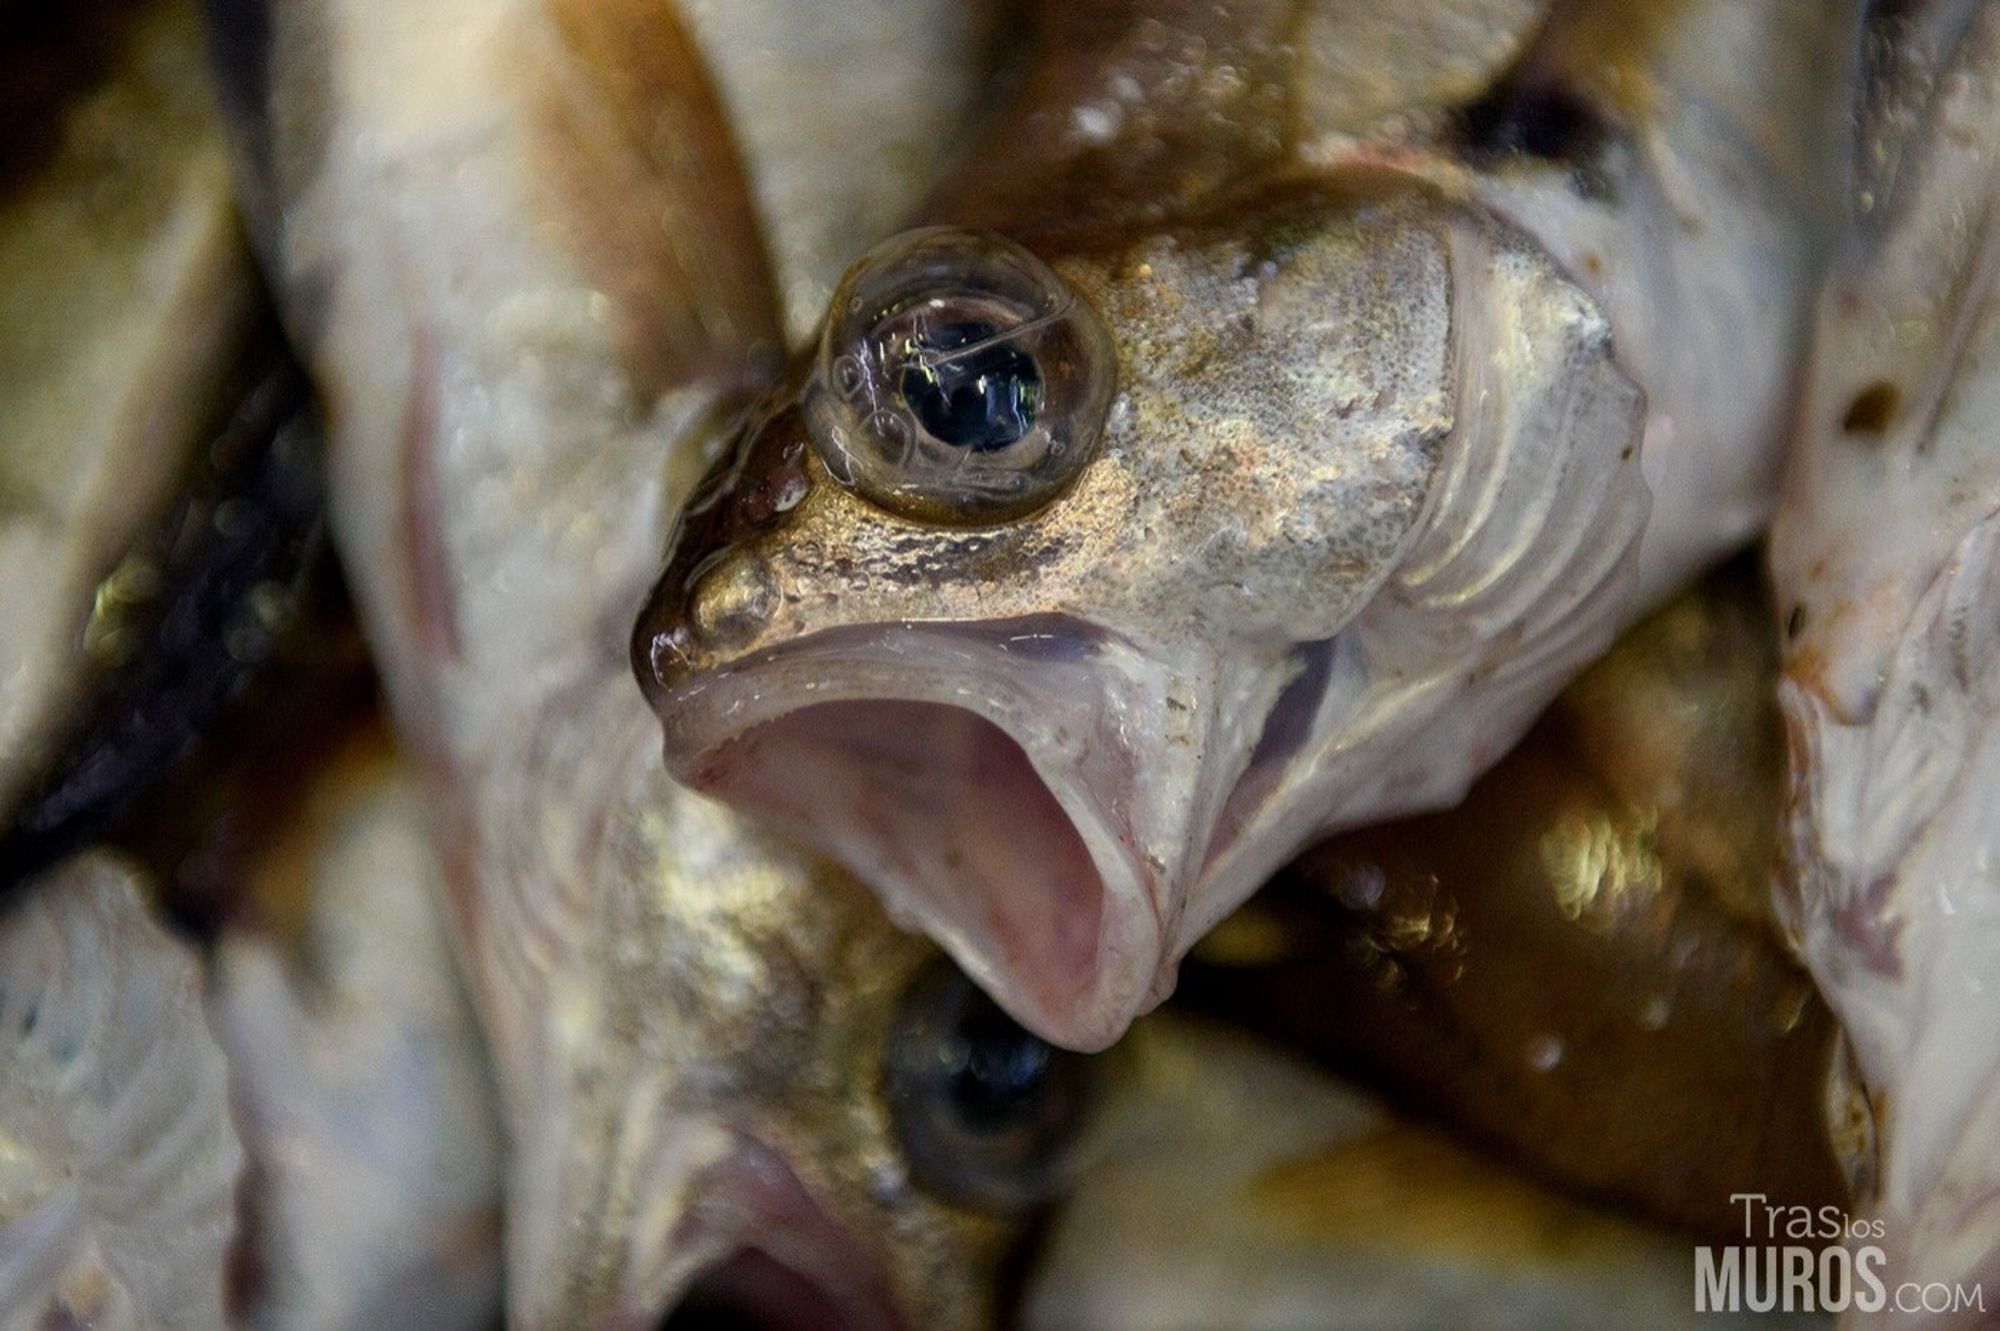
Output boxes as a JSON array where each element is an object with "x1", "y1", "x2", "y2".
[
  {"x1": 0, "y1": 856, "x2": 243, "y2": 1328},
  {"x1": 1781, "y1": 512, "x2": 2000, "y2": 1294}
]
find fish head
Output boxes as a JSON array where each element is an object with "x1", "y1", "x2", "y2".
[
  {"x1": 636, "y1": 178, "x2": 1647, "y2": 1050},
  {"x1": 495, "y1": 772, "x2": 1118, "y2": 1331}
]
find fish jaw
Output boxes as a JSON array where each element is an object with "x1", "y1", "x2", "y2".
[
  {"x1": 479, "y1": 846, "x2": 999, "y2": 1331},
  {"x1": 637, "y1": 188, "x2": 1647, "y2": 1049},
  {"x1": 647, "y1": 602, "x2": 1281, "y2": 1051},
  {"x1": 506, "y1": 1096, "x2": 913, "y2": 1331},
  {"x1": 449, "y1": 688, "x2": 1006, "y2": 1330},
  {"x1": 489, "y1": 948, "x2": 1010, "y2": 1331}
]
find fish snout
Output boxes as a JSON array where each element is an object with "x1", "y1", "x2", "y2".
[
  {"x1": 630, "y1": 599, "x2": 1281, "y2": 1050},
  {"x1": 637, "y1": 403, "x2": 824, "y2": 701}
]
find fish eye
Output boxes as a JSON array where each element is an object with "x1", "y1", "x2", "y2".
[
  {"x1": 883, "y1": 960, "x2": 1103, "y2": 1213},
  {"x1": 804, "y1": 227, "x2": 1115, "y2": 523}
]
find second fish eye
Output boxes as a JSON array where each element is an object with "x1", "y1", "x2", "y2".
[
  {"x1": 883, "y1": 959, "x2": 1103, "y2": 1214},
  {"x1": 804, "y1": 227, "x2": 1114, "y2": 525}
]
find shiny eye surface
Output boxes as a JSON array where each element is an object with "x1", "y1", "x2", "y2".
[
  {"x1": 896, "y1": 321, "x2": 1043, "y2": 452},
  {"x1": 804, "y1": 227, "x2": 1115, "y2": 523},
  {"x1": 883, "y1": 960, "x2": 1103, "y2": 1213}
]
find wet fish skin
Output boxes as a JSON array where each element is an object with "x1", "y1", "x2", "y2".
[
  {"x1": 1178, "y1": 558, "x2": 1847, "y2": 1241},
  {"x1": 0, "y1": 0, "x2": 326, "y2": 892},
  {"x1": 676, "y1": 0, "x2": 1015, "y2": 348},
  {"x1": 1025, "y1": 1017, "x2": 1832, "y2": 1331},
  {"x1": 633, "y1": 0, "x2": 1862, "y2": 1050},
  {"x1": 210, "y1": 724, "x2": 505, "y2": 1331},
  {"x1": 208, "y1": 0, "x2": 1024, "y2": 1323},
  {"x1": 930, "y1": 1, "x2": 1550, "y2": 245},
  {"x1": 1769, "y1": 4, "x2": 2000, "y2": 1317}
]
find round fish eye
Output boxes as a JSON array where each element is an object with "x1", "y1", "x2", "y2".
[
  {"x1": 896, "y1": 321, "x2": 1044, "y2": 452},
  {"x1": 883, "y1": 960, "x2": 1103, "y2": 1213},
  {"x1": 804, "y1": 228, "x2": 1115, "y2": 523}
]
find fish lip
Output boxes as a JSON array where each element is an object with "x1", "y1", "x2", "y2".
[
  {"x1": 647, "y1": 615, "x2": 1172, "y2": 1051},
  {"x1": 646, "y1": 1134, "x2": 912, "y2": 1331},
  {"x1": 537, "y1": 1126, "x2": 913, "y2": 1331},
  {"x1": 666, "y1": 1248, "x2": 894, "y2": 1331}
]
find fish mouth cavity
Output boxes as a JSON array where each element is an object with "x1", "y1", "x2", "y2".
[
  {"x1": 648, "y1": 615, "x2": 1180, "y2": 1050},
  {"x1": 654, "y1": 1135, "x2": 910, "y2": 1331},
  {"x1": 667, "y1": 1248, "x2": 874, "y2": 1331}
]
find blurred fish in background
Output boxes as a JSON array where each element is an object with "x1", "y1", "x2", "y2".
[
  {"x1": 0, "y1": 0, "x2": 322, "y2": 894},
  {"x1": 11, "y1": 1, "x2": 2000, "y2": 1328}
]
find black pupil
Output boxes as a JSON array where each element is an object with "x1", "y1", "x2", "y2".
[
  {"x1": 944, "y1": 998, "x2": 1055, "y2": 1132},
  {"x1": 884, "y1": 961, "x2": 1099, "y2": 1212},
  {"x1": 897, "y1": 320, "x2": 1042, "y2": 452}
]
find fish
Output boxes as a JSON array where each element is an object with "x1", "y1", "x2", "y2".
[
  {"x1": 1768, "y1": 2, "x2": 2000, "y2": 1316},
  {"x1": 101, "y1": 584, "x2": 1807, "y2": 1331},
  {"x1": 630, "y1": 0, "x2": 1867, "y2": 1049},
  {"x1": 1176, "y1": 557, "x2": 1848, "y2": 1241},
  {"x1": 207, "y1": 719, "x2": 506, "y2": 1331},
  {"x1": 0, "y1": 0, "x2": 324, "y2": 893},
  {"x1": 0, "y1": 855, "x2": 243, "y2": 1331},
  {"x1": 204, "y1": 0, "x2": 1078, "y2": 1323},
  {"x1": 0, "y1": 843, "x2": 1786, "y2": 1329},
  {"x1": 3, "y1": 610, "x2": 498, "y2": 1331},
  {"x1": 1023, "y1": 1017, "x2": 1832, "y2": 1331}
]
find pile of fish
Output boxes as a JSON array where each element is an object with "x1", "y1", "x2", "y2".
[{"x1": 3, "y1": 0, "x2": 1998, "y2": 1326}]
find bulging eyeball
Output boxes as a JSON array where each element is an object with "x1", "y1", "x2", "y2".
[{"x1": 804, "y1": 227, "x2": 1115, "y2": 523}]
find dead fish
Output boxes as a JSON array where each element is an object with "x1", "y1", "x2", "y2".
[
  {"x1": 204, "y1": 0, "x2": 1102, "y2": 1323},
  {"x1": 1176, "y1": 556, "x2": 1848, "y2": 1241},
  {"x1": 630, "y1": 0, "x2": 1866, "y2": 1049},
  {"x1": 0, "y1": 0, "x2": 323, "y2": 893},
  {"x1": 208, "y1": 721, "x2": 505, "y2": 1331},
  {"x1": 1769, "y1": 3, "x2": 2000, "y2": 1317},
  {"x1": 0, "y1": 855, "x2": 243, "y2": 1331},
  {"x1": 1025, "y1": 1017, "x2": 1831, "y2": 1331}
]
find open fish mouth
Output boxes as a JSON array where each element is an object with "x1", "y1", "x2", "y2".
[
  {"x1": 525, "y1": 1125, "x2": 913, "y2": 1331},
  {"x1": 653, "y1": 1139, "x2": 909, "y2": 1331},
  {"x1": 648, "y1": 616, "x2": 1192, "y2": 1052},
  {"x1": 671, "y1": 1250, "x2": 880, "y2": 1331}
]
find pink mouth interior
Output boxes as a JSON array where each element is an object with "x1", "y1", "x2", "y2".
[
  {"x1": 666, "y1": 1248, "x2": 855, "y2": 1331},
  {"x1": 692, "y1": 700, "x2": 1105, "y2": 1022},
  {"x1": 657, "y1": 1136, "x2": 907, "y2": 1331}
]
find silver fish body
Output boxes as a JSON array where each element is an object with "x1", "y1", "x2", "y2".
[
  {"x1": 0, "y1": 0, "x2": 256, "y2": 833},
  {"x1": 211, "y1": 0, "x2": 1042, "y2": 1323},
  {"x1": 210, "y1": 727, "x2": 505, "y2": 1331}
]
